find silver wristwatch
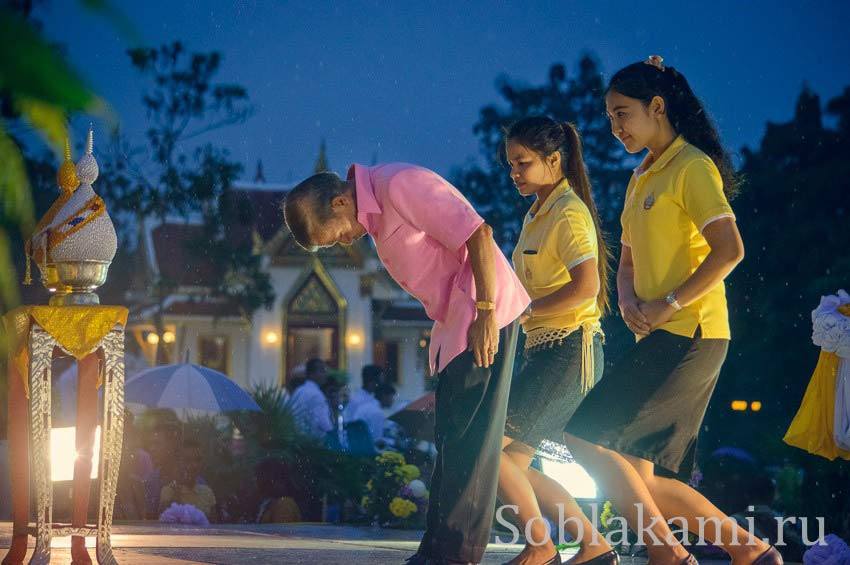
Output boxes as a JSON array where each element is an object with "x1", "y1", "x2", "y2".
[{"x1": 666, "y1": 291, "x2": 683, "y2": 311}]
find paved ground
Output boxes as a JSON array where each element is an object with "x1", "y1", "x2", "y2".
[{"x1": 0, "y1": 521, "x2": 741, "y2": 564}]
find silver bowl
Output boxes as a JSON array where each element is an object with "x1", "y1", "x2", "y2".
[{"x1": 54, "y1": 260, "x2": 111, "y2": 305}]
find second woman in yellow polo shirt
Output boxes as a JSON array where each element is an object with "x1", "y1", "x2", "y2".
[
  {"x1": 564, "y1": 58, "x2": 781, "y2": 565},
  {"x1": 498, "y1": 116, "x2": 616, "y2": 565}
]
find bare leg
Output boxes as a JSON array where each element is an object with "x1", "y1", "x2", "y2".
[
  {"x1": 499, "y1": 437, "x2": 558, "y2": 564},
  {"x1": 71, "y1": 353, "x2": 99, "y2": 565},
  {"x1": 2, "y1": 361, "x2": 29, "y2": 565},
  {"x1": 564, "y1": 433, "x2": 689, "y2": 565},
  {"x1": 515, "y1": 461, "x2": 612, "y2": 563},
  {"x1": 623, "y1": 454, "x2": 771, "y2": 564}
]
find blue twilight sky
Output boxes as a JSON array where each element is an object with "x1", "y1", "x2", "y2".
[{"x1": 35, "y1": 0, "x2": 850, "y2": 183}]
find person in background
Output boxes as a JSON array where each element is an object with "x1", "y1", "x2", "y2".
[
  {"x1": 253, "y1": 458, "x2": 303, "y2": 524},
  {"x1": 159, "y1": 440, "x2": 217, "y2": 520},
  {"x1": 287, "y1": 358, "x2": 334, "y2": 439},
  {"x1": 344, "y1": 364, "x2": 384, "y2": 424},
  {"x1": 144, "y1": 420, "x2": 179, "y2": 519}
]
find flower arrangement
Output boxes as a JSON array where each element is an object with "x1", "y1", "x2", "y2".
[
  {"x1": 158, "y1": 503, "x2": 209, "y2": 526},
  {"x1": 361, "y1": 451, "x2": 429, "y2": 527},
  {"x1": 803, "y1": 534, "x2": 850, "y2": 564},
  {"x1": 785, "y1": 290, "x2": 850, "y2": 460},
  {"x1": 812, "y1": 290, "x2": 850, "y2": 357}
]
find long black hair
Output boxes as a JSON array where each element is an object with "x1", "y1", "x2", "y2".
[
  {"x1": 505, "y1": 116, "x2": 613, "y2": 315},
  {"x1": 607, "y1": 61, "x2": 739, "y2": 198}
]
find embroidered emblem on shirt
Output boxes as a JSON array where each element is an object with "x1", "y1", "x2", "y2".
[{"x1": 643, "y1": 194, "x2": 655, "y2": 210}]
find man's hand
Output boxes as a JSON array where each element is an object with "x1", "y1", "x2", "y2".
[
  {"x1": 620, "y1": 298, "x2": 650, "y2": 337},
  {"x1": 467, "y1": 310, "x2": 499, "y2": 368},
  {"x1": 639, "y1": 298, "x2": 677, "y2": 332}
]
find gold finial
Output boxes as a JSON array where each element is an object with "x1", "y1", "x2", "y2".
[{"x1": 57, "y1": 134, "x2": 80, "y2": 193}]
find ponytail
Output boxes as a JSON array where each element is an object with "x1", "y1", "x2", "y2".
[
  {"x1": 607, "y1": 61, "x2": 739, "y2": 198},
  {"x1": 560, "y1": 123, "x2": 613, "y2": 315}
]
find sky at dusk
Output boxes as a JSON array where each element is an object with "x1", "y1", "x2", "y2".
[{"x1": 36, "y1": 0, "x2": 850, "y2": 183}]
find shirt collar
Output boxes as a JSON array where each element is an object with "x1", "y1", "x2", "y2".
[
  {"x1": 348, "y1": 163, "x2": 382, "y2": 233},
  {"x1": 529, "y1": 178, "x2": 571, "y2": 219},
  {"x1": 634, "y1": 134, "x2": 688, "y2": 177}
]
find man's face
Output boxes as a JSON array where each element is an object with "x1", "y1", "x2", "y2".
[{"x1": 304, "y1": 195, "x2": 368, "y2": 248}]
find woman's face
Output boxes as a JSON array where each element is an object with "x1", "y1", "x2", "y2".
[
  {"x1": 505, "y1": 140, "x2": 562, "y2": 197},
  {"x1": 606, "y1": 90, "x2": 663, "y2": 154}
]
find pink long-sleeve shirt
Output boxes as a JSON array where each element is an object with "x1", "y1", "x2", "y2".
[{"x1": 349, "y1": 163, "x2": 530, "y2": 373}]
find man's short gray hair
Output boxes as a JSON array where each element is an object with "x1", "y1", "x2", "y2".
[{"x1": 281, "y1": 172, "x2": 346, "y2": 251}]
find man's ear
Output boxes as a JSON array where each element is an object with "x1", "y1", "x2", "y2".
[{"x1": 331, "y1": 194, "x2": 348, "y2": 209}]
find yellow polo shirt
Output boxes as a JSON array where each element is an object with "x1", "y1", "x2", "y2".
[
  {"x1": 512, "y1": 179, "x2": 601, "y2": 333},
  {"x1": 621, "y1": 135, "x2": 735, "y2": 340}
]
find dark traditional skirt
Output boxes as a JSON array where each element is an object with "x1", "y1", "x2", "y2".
[
  {"x1": 565, "y1": 328, "x2": 729, "y2": 480},
  {"x1": 505, "y1": 329, "x2": 604, "y2": 460}
]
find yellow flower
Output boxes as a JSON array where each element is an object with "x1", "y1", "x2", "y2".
[
  {"x1": 600, "y1": 500, "x2": 616, "y2": 529},
  {"x1": 377, "y1": 452, "x2": 406, "y2": 466},
  {"x1": 361, "y1": 495, "x2": 370, "y2": 507},
  {"x1": 398, "y1": 464, "x2": 420, "y2": 483},
  {"x1": 389, "y1": 497, "x2": 417, "y2": 519},
  {"x1": 366, "y1": 480, "x2": 373, "y2": 491}
]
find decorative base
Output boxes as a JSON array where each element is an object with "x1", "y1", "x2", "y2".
[
  {"x1": 47, "y1": 291, "x2": 71, "y2": 306},
  {"x1": 51, "y1": 291, "x2": 101, "y2": 306}
]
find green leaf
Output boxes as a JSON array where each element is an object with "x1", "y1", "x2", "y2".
[
  {"x1": 0, "y1": 9, "x2": 96, "y2": 112},
  {"x1": 0, "y1": 126, "x2": 35, "y2": 234},
  {"x1": 13, "y1": 97, "x2": 68, "y2": 156}
]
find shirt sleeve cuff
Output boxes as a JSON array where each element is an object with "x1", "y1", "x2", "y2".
[
  {"x1": 566, "y1": 254, "x2": 596, "y2": 270},
  {"x1": 448, "y1": 214, "x2": 485, "y2": 252},
  {"x1": 700, "y1": 212, "x2": 735, "y2": 233}
]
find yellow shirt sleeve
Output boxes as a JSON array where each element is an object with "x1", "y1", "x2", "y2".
[
  {"x1": 554, "y1": 210, "x2": 597, "y2": 270},
  {"x1": 620, "y1": 211, "x2": 631, "y2": 247},
  {"x1": 679, "y1": 157, "x2": 735, "y2": 231}
]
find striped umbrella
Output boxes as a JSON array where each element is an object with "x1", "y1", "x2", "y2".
[{"x1": 125, "y1": 363, "x2": 261, "y2": 414}]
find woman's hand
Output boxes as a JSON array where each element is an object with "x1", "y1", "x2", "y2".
[
  {"x1": 620, "y1": 298, "x2": 651, "y2": 337},
  {"x1": 638, "y1": 298, "x2": 677, "y2": 332}
]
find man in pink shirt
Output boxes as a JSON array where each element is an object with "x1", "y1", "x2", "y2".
[{"x1": 284, "y1": 163, "x2": 529, "y2": 565}]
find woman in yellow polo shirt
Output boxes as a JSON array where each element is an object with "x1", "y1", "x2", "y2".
[
  {"x1": 499, "y1": 116, "x2": 616, "y2": 565},
  {"x1": 565, "y1": 58, "x2": 781, "y2": 565}
]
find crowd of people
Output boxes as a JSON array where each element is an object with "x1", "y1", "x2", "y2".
[{"x1": 111, "y1": 361, "x2": 412, "y2": 526}]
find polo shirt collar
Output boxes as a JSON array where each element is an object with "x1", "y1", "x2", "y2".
[
  {"x1": 634, "y1": 134, "x2": 688, "y2": 177},
  {"x1": 530, "y1": 178, "x2": 571, "y2": 219},
  {"x1": 348, "y1": 163, "x2": 382, "y2": 232}
]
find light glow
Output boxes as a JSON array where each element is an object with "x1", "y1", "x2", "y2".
[
  {"x1": 51, "y1": 426, "x2": 101, "y2": 482},
  {"x1": 538, "y1": 459, "x2": 597, "y2": 500}
]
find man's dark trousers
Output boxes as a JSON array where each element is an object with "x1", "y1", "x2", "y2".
[{"x1": 417, "y1": 320, "x2": 519, "y2": 564}]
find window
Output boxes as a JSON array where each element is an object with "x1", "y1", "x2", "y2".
[{"x1": 198, "y1": 335, "x2": 229, "y2": 374}]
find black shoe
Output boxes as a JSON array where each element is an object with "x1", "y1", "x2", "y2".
[
  {"x1": 423, "y1": 558, "x2": 477, "y2": 565},
  {"x1": 752, "y1": 547, "x2": 783, "y2": 565},
  {"x1": 565, "y1": 550, "x2": 619, "y2": 565}
]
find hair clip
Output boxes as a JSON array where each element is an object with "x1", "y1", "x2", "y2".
[{"x1": 645, "y1": 55, "x2": 665, "y2": 71}]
